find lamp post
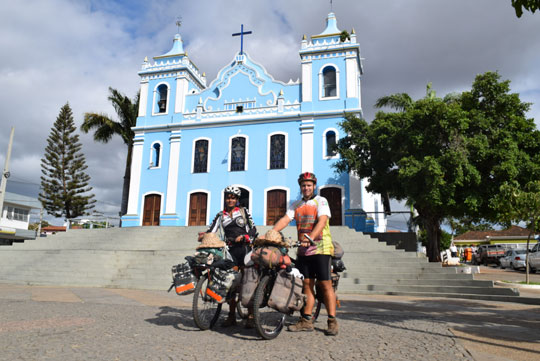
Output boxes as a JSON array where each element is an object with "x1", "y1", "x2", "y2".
[{"x1": 0, "y1": 127, "x2": 14, "y2": 221}]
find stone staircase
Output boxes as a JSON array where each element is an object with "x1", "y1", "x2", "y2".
[{"x1": 0, "y1": 226, "x2": 536, "y2": 304}]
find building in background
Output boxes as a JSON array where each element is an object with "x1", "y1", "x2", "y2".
[
  {"x1": 0, "y1": 191, "x2": 40, "y2": 245},
  {"x1": 122, "y1": 12, "x2": 386, "y2": 232}
]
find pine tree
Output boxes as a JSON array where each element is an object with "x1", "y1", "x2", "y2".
[{"x1": 39, "y1": 103, "x2": 96, "y2": 219}]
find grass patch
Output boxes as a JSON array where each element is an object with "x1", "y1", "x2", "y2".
[{"x1": 500, "y1": 280, "x2": 540, "y2": 285}]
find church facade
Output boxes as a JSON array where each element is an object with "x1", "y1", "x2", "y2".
[{"x1": 121, "y1": 12, "x2": 386, "y2": 232}]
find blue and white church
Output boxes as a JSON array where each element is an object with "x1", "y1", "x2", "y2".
[{"x1": 121, "y1": 12, "x2": 386, "y2": 232}]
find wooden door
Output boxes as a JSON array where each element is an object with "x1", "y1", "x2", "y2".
[
  {"x1": 320, "y1": 187, "x2": 342, "y2": 226},
  {"x1": 189, "y1": 192, "x2": 208, "y2": 226},
  {"x1": 266, "y1": 190, "x2": 286, "y2": 226},
  {"x1": 143, "y1": 194, "x2": 161, "y2": 226}
]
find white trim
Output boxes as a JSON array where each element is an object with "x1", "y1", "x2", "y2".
[
  {"x1": 267, "y1": 131, "x2": 288, "y2": 170},
  {"x1": 138, "y1": 81, "x2": 149, "y2": 117},
  {"x1": 126, "y1": 136, "x2": 144, "y2": 215},
  {"x1": 318, "y1": 184, "x2": 345, "y2": 224},
  {"x1": 185, "y1": 189, "x2": 211, "y2": 226},
  {"x1": 191, "y1": 137, "x2": 212, "y2": 173},
  {"x1": 175, "y1": 76, "x2": 188, "y2": 114},
  {"x1": 322, "y1": 128, "x2": 340, "y2": 160},
  {"x1": 345, "y1": 57, "x2": 358, "y2": 99},
  {"x1": 262, "y1": 186, "x2": 290, "y2": 226},
  {"x1": 148, "y1": 140, "x2": 163, "y2": 169},
  {"x1": 318, "y1": 63, "x2": 340, "y2": 101},
  {"x1": 152, "y1": 82, "x2": 171, "y2": 115},
  {"x1": 301, "y1": 61, "x2": 312, "y2": 102},
  {"x1": 140, "y1": 191, "x2": 164, "y2": 226},
  {"x1": 300, "y1": 119, "x2": 314, "y2": 173},
  {"x1": 228, "y1": 134, "x2": 249, "y2": 172},
  {"x1": 165, "y1": 131, "x2": 181, "y2": 214}
]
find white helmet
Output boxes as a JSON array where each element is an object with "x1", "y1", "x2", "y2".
[{"x1": 224, "y1": 185, "x2": 241, "y2": 198}]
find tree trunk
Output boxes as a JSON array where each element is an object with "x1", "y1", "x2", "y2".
[
  {"x1": 120, "y1": 142, "x2": 133, "y2": 218},
  {"x1": 526, "y1": 230, "x2": 532, "y2": 284},
  {"x1": 422, "y1": 215, "x2": 441, "y2": 262}
]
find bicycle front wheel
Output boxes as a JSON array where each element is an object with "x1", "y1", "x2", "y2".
[
  {"x1": 252, "y1": 275, "x2": 285, "y2": 340},
  {"x1": 192, "y1": 274, "x2": 222, "y2": 330}
]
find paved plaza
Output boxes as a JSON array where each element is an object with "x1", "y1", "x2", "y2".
[{"x1": 0, "y1": 281, "x2": 539, "y2": 361}]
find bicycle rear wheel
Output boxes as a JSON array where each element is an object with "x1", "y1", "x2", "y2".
[
  {"x1": 192, "y1": 274, "x2": 222, "y2": 330},
  {"x1": 252, "y1": 275, "x2": 285, "y2": 340}
]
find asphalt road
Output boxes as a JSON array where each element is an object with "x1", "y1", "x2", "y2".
[{"x1": 1, "y1": 282, "x2": 539, "y2": 361}]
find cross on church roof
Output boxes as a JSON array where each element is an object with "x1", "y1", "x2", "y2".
[{"x1": 232, "y1": 24, "x2": 252, "y2": 55}]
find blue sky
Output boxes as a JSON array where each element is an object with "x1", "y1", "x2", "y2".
[{"x1": 1, "y1": 0, "x2": 539, "y2": 229}]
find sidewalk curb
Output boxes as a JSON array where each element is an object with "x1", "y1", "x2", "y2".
[{"x1": 494, "y1": 281, "x2": 540, "y2": 290}]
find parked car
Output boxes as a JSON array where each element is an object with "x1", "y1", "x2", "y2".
[
  {"x1": 528, "y1": 243, "x2": 540, "y2": 272},
  {"x1": 479, "y1": 244, "x2": 505, "y2": 266},
  {"x1": 499, "y1": 249, "x2": 527, "y2": 270}
]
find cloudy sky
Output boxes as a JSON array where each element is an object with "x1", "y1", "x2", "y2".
[{"x1": 1, "y1": 0, "x2": 539, "y2": 229}]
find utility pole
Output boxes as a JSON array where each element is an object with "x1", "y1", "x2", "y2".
[{"x1": 0, "y1": 127, "x2": 14, "y2": 220}]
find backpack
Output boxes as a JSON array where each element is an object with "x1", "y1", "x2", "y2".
[
  {"x1": 240, "y1": 266, "x2": 260, "y2": 307},
  {"x1": 267, "y1": 270, "x2": 305, "y2": 313}
]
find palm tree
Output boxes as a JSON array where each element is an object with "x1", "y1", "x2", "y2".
[{"x1": 81, "y1": 87, "x2": 139, "y2": 219}]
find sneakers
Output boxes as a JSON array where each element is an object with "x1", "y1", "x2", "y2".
[
  {"x1": 287, "y1": 317, "x2": 314, "y2": 332},
  {"x1": 221, "y1": 316, "x2": 237, "y2": 327},
  {"x1": 325, "y1": 318, "x2": 338, "y2": 336}
]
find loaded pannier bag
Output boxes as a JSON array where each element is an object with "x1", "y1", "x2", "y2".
[
  {"x1": 171, "y1": 262, "x2": 197, "y2": 296},
  {"x1": 240, "y1": 266, "x2": 260, "y2": 307},
  {"x1": 251, "y1": 246, "x2": 291, "y2": 269},
  {"x1": 206, "y1": 268, "x2": 241, "y2": 304},
  {"x1": 268, "y1": 270, "x2": 305, "y2": 313}
]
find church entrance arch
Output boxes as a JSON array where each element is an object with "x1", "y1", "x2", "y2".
[
  {"x1": 189, "y1": 192, "x2": 208, "y2": 226},
  {"x1": 143, "y1": 194, "x2": 161, "y2": 226},
  {"x1": 266, "y1": 189, "x2": 286, "y2": 226},
  {"x1": 320, "y1": 187, "x2": 342, "y2": 226}
]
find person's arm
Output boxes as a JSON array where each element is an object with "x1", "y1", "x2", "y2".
[
  {"x1": 299, "y1": 215, "x2": 328, "y2": 247},
  {"x1": 272, "y1": 214, "x2": 291, "y2": 232}
]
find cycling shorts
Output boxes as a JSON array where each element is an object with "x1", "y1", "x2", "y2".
[
  {"x1": 296, "y1": 254, "x2": 332, "y2": 281},
  {"x1": 228, "y1": 244, "x2": 250, "y2": 267}
]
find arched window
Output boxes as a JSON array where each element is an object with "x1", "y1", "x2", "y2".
[
  {"x1": 269, "y1": 134, "x2": 285, "y2": 169},
  {"x1": 230, "y1": 136, "x2": 246, "y2": 171},
  {"x1": 194, "y1": 139, "x2": 208, "y2": 173},
  {"x1": 323, "y1": 66, "x2": 337, "y2": 97},
  {"x1": 326, "y1": 131, "x2": 337, "y2": 157},
  {"x1": 151, "y1": 142, "x2": 161, "y2": 167},
  {"x1": 157, "y1": 84, "x2": 168, "y2": 113}
]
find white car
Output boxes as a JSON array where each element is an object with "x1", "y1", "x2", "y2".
[
  {"x1": 529, "y1": 243, "x2": 540, "y2": 272},
  {"x1": 499, "y1": 249, "x2": 527, "y2": 270}
]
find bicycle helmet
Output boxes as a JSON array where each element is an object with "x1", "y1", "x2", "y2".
[
  {"x1": 224, "y1": 185, "x2": 241, "y2": 198},
  {"x1": 298, "y1": 172, "x2": 317, "y2": 185}
]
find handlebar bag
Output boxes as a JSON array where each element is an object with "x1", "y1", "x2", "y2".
[{"x1": 268, "y1": 270, "x2": 305, "y2": 313}]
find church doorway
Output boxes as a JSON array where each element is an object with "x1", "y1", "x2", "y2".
[
  {"x1": 266, "y1": 190, "x2": 286, "y2": 226},
  {"x1": 320, "y1": 187, "x2": 342, "y2": 226},
  {"x1": 189, "y1": 192, "x2": 208, "y2": 226},
  {"x1": 143, "y1": 194, "x2": 161, "y2": 226}
]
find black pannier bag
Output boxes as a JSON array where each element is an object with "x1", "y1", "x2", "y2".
[
  {"x1": 206, "y1": 268, "x2": 241, "y2": 304},
  {"x1": 171, "y1": 262, "x2": 197, "y2": 296}
]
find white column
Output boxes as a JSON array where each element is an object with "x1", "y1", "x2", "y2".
[
  {"x1": 138, "y1": 81, "x2": 149, "y2": 117},
  {"x1": 300, "y1": 119, "x2": 314, "y2": 173},
  {"x1": 348, "y1": 172, "x2": 363, "y2": 209},
  {"x1": 126, "y1": 134, "x2": 145, "y2": 215},
  {"x1": 301, "y1": 61, "x2": 312, "y2": 102},
  {"x1": 165, "y1": 130, "x2": 181, "y2": 214},
  {"x1": 345, "y1": 57, "x2": 358, "y2": 99},
  {"x1": 175, "y1": 76, "x2": 188, "y2": 114}
]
